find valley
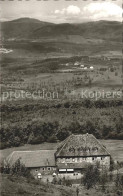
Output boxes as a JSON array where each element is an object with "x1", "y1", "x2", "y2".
[{"x1": 0, "y1": 18, "x2": 122, "y2": 154}]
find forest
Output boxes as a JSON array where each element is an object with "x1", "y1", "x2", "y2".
[{"x1": 0, "y1": 98, "x2": 123, "y2": 149}]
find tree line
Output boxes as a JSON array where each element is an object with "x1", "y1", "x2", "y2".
[{"x1": 0, "y1": 99, "x2": 123, "y2": 149}]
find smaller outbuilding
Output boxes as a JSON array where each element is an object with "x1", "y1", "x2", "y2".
[
  {"x1": 74, "y1": 62, "x2": 80, "y2": 66},
  {"x1": 6, "y1": 150, "x2": 56, "y2": 178}
]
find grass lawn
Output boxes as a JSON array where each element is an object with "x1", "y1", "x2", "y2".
[
  {"x1": 0, "y1": 174, "x2": 76, "y2": 196},
  {"x1": 0, "y1": 140, "x2": 123, "y2": 163},
  {"x1": 100, "y1": 140, "x2": 123, "y2": 163}
]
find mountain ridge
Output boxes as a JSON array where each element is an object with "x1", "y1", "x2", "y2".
[{"x1": 1, "y1": 18, "x2": 122, "y2": 41}]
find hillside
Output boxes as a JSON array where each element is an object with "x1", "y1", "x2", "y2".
[
  {"x1": 1, "y1": 173, "x2": 123, "y2": 196},
  {"x1": 1, "y1": 18, "x2": 53, "y2": 39},
  {"x1": 30, "y1": 21, "x2": 122, "y2": 41},
  {"x1": 1, "y1": 18, "x2": 122, "y2": 42},
  {"x1": 0, "y1": 174, "x2": 76, "y2": 196}
]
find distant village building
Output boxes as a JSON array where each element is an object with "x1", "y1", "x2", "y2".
[
  {"x1": 0, "y1": 48, "x2": 13, "y2": 54},
  {"x1": 90, "y1": 66, "x2": 94, "y2": 70},
  {"x1": 6, "y1": 134, "x2": 110, "y2": 178},
  {"x1": 80, "y1": 64, "x2": 84, "y2": 68},
  {"x1": 74, "y1": 62, "x2": 80, "y2": 66},
  {"x1": 66, "y1": 62, "x2": 73, "y2": 66}
]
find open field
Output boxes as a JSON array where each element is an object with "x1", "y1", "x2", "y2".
[
  {"x1": 1, "y1": 25, "x2": 122, "y2": 102},
  {"x1": 1, "y1": 49, "x2": 122, "y2": 103},
  {"x1": 100, "y1": 140, "x2": 123, "y2": 163},
  {"x1": 1, "y1": 140, "x2": 123, "y2": 163}
]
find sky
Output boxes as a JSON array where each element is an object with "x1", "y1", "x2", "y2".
[{"x1": 0, "y1": 0, "x2": 122, "y2": 23}]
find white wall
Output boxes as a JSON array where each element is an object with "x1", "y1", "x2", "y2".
[
  {"x1": 57, "y1": 156, "x2": 110, "y2": 167},
  {"x1": 30, "y1": 167, "x2": 56, "y2": 177}
]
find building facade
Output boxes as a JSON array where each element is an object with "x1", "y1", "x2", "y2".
[{"x1": 55, "y1": 134, "x2": 110, "y2": 174}]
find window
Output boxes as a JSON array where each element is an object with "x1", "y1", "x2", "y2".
[
  {"x1": 60, "y1": 158, "x2": 65, "y2": 163},
  {"x1": 86, "y1": 147, "x2": 90, "y2": 152},
  {"x1": 42, "y1": 168, "x2": 45, "y2": 171},
  {"x1": 69, "y1": 147, "x2": 75, "y2": 152},
  {"x1": 35, "y1": 169, "x2": 38, "y2": 172},
  {"x1": 48, "y1": 167, "x2": 51, "y2": 171},
  {"x1": 72, "y1": 158, "x2": 75, "y2": 162},
  {"x1": 66, "y1": 158, "x2": 70, "y2": 162},
  {"x1": 92, "y1": 157, "x2": 97, "y2": 161},
  {"x1": 77, "y1": 147, "x2": 83, "y2": 152}
]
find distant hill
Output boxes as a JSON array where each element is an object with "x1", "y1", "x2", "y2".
[
  {"x1": 31, "y1": 20, "x2": 121, "y2": 41},
  {"x1": 1, "y1": 18, "x2": 122, "y2": 42},
  {"x1": 1, "y1": 17, "x2": 53, "y2": 39},
  {"x1": 8, "y1": 18, "x2": 42, "y2": 23}
]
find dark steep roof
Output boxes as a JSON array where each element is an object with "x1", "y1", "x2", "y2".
[
  {"x1": 55, "y1": 134, "x2": 110, "y2": 157},
  {"x1": 6, "y1": 150, "x2": 56, "y2": 168}
]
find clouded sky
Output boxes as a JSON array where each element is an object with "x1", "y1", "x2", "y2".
[{"x1": 0, "y1": 0, "x2": 122, "y2": 23}]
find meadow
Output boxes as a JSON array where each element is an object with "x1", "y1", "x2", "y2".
[{"x1": 1, "y1": 46, "x2": 122, "y2": 102}]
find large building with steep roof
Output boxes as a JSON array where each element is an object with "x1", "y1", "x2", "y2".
[{"x1": 55, "y1": 134, "x2": 110, "y2": 174}]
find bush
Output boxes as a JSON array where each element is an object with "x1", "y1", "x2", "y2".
[
  {"x1": 28, "y1": 133, "x2": 44, "y2": 144},
  {"x1": 64, "y1": 179, "x2": 72, "y2": 186},
  {"x1": 52, "y1": 177, "x2": 58, "y2": 184},
  {"x1": 17, "y1": 187, "x2": 27, "y2": 194},
  {"x1": 64, "y1": 102, "x2": 71, "y2": 108},
  {"x1": 1, "y1": 161, "x2": 11, "y2": 174},
  {"x1": 47, "y1": 135, "x2": 58, "y2": 143},
  {"x1": 115, "y1": 173, "x2": 123, "y2": 191},
  {"x1": 99, "y1": 168, "x2": 108, "y2": 191},
  {"x1": 2, "y1": 158, "x2": 31, "y2": 178},
  {"x1": 83, "y1": 164, "x2": 100, "y2": 189}
]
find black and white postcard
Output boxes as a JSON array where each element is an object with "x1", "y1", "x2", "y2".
[{"x1": 0, "y1": 0, "x2": 123, "y2": 195}]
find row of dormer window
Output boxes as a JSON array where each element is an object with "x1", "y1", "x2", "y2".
[{"x1": 69, "y1": 147, "x2": 98, "y2": 152}]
